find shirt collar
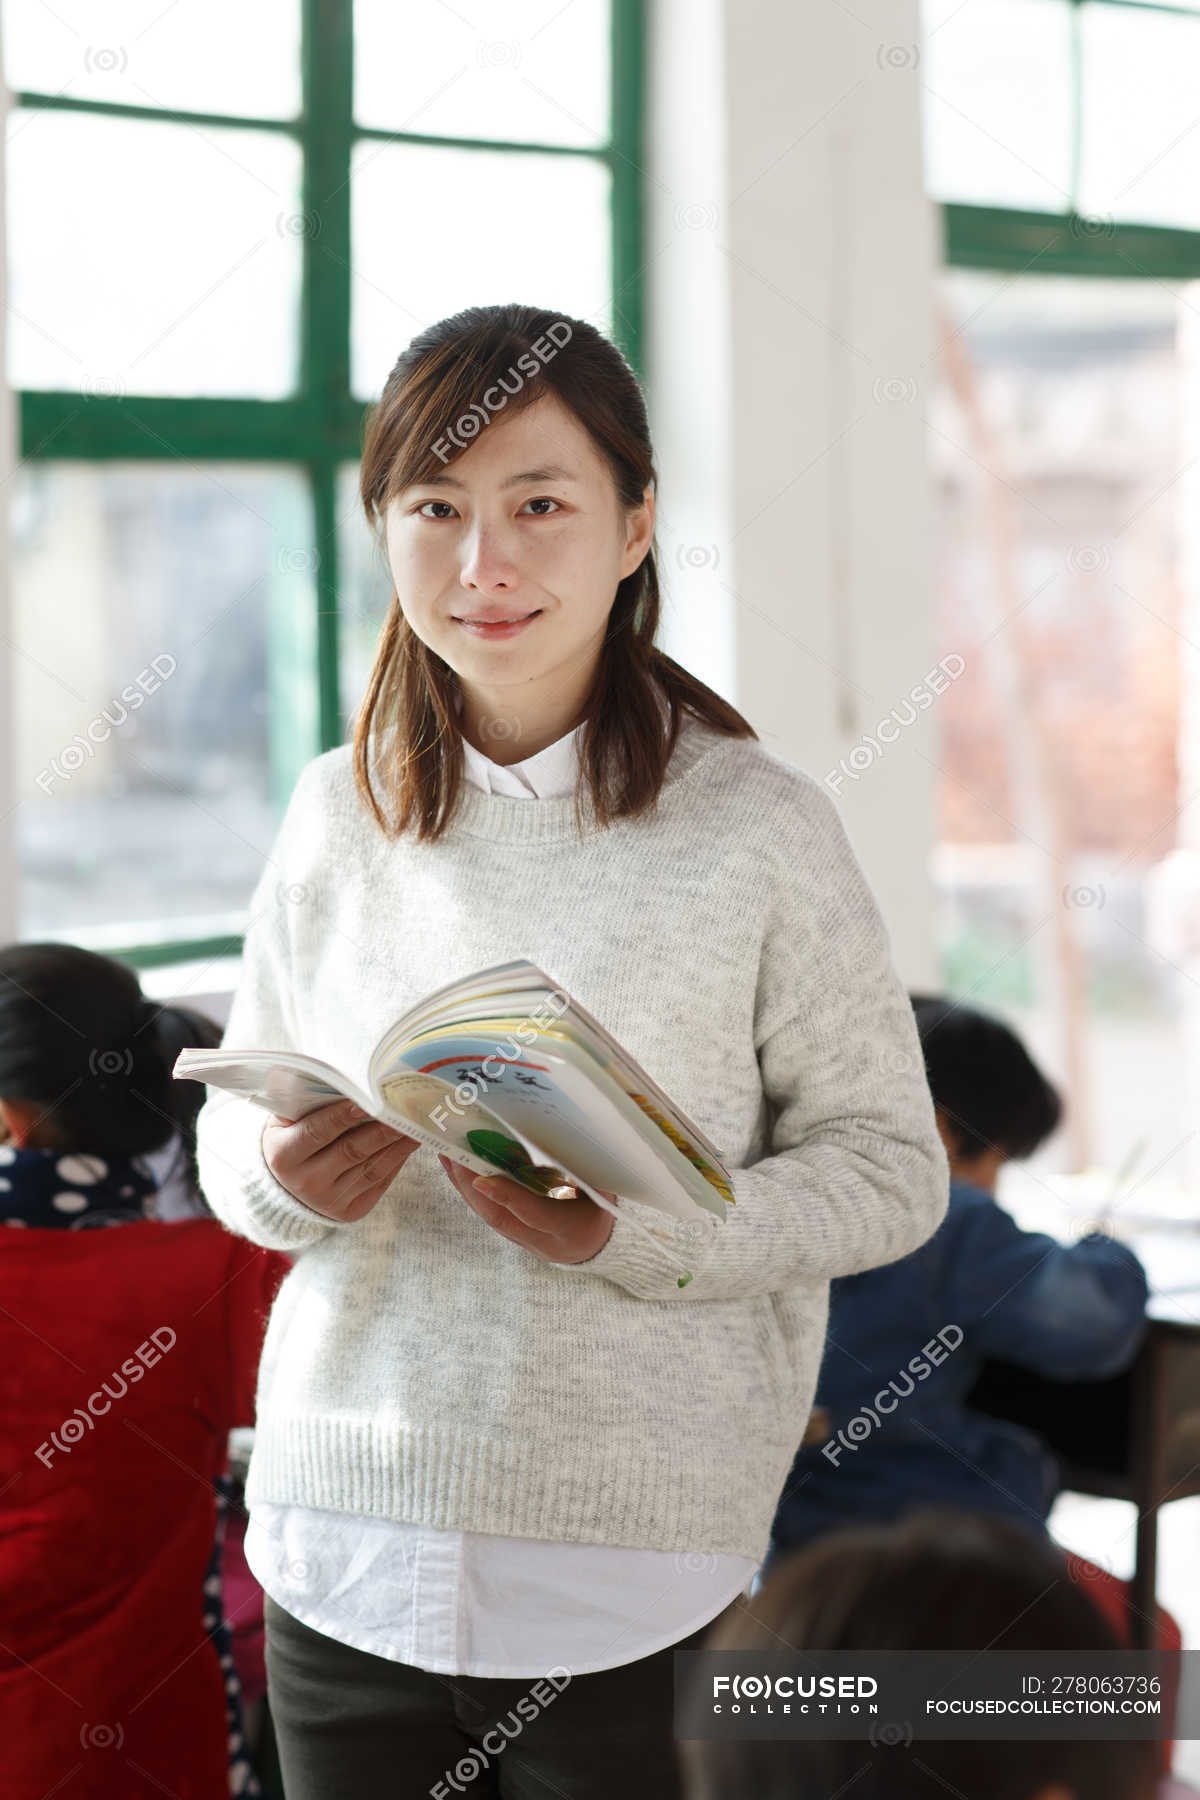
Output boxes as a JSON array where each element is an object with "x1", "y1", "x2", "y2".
[
  {"x1": 459, "y1": 725, "x2": 581, "y2": 799},
  {"x1": 453, "y1": 687, "x2": 582, "y2": 799}
]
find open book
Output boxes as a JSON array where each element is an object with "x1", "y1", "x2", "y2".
[{"x1": 173, "y1": 958, "x2": 734, "y2": 1286}]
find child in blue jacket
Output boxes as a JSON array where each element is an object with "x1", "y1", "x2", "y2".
[{"x1": 768, "y1": 995, "x2": 1149, "y2": 1559}]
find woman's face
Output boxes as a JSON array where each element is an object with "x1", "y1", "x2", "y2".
[{"x1": 382, "y1": 390, "x2": 653, "y2": 710}]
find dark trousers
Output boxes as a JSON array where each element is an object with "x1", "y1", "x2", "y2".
[{"x1": 263, "y1": 1590, "x2": 722, "y2": 1800}]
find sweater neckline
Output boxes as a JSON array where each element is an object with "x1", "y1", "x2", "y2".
[{"x1": 439, "y1": 713, "x2": 730, "y2": 843}]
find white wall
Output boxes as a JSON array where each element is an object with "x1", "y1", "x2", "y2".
[{"x1": 648, "y1": 0, "x2": 941, "y2": 985}]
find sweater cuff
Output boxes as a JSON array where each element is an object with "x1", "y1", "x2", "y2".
[
  {"x1": 248, "y1": 1119, "x2": 356, "y2": 1250},
  {"x1": 196, "y1": 1090, "x2": 346, "y2": 1256},
  {"x1": 547, "y1": 1197, "x2": 718, "y2": 1298}
]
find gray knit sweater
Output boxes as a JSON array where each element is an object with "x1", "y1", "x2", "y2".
[{"x1": 194, "y1": 713, "x2": 949, "y2": 1561}]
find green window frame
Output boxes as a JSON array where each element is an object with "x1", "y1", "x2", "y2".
[
  {"x1": 941, "y1": 0, "x2": 1200, "y2": 276},
  {"x1": 12, "y1": 0, "x2": 645, "y2": 972}
]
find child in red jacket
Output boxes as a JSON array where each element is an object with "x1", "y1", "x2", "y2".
[{"x1": 0, "y1": 943, "x2": 291, "y2": 1800}]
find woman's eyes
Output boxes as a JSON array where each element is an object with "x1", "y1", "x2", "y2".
[{"x1": 414, "y1": 497, "x2": 561, "y2": 520}]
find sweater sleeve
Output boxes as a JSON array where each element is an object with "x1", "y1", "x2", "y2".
[
  {"x1": 194, "y1": 763, "x2": 351, "y2": 1255},
  {"x1": 940, "y1": 1195, "x2": 1149, "y2": 1380},
  {"x1": 551, "y1": 783, "x2": 951, "y2": 1301}
]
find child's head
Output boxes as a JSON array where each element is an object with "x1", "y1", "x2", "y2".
[
  {"x1": 0, "y1": 942, "x2": 222, "y2": 1198},
  {"x1": 681, "y1": 1508, "x2": 1158, "y2": 1800},
  {"x1": 909, "y1": 994, "x2": 1062, "y2": 1192}
]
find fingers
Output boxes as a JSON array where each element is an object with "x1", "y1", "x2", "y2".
[
  {"x1": 263, "y1": 1099, "x2": 366, "y2": 1185},
  {"x1": 437, "y1": 1156, "x2": 576, "y2": 1235},
  {"x1": 270, "y1": 1098, "x2": 370, "y2": 1157},
  {"x1": 264, "y1": 1099, "x2": 419, "y2": 1217},
  {"x1": 436, "y1": 1156, "x2": 616, "y2": 1265},
  {"x1": 330, "y1": 1129, "x2": 418, "y2": 1205},
  {"x1": 324, "y1": 1113, "x2": 418, "y2": 1193}
]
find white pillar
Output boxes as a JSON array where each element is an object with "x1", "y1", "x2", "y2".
[{"x1": 648, "y1": 0, "x2": 941, "y2": 984}]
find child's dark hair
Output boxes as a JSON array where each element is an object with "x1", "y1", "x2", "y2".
[
  {"x1": 909, "y1": 993, "x2": 1062, "y2": 1161},
  {"x1": 0, "y1": 942, "x2": 222, "y2": 1204},
  {"x1": 682, "y1": 1508, "x2": 1159, "y2": 1800}
]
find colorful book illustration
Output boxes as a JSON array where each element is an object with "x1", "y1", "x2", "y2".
[{"x1": 173, "y1": 958, "x2": 734, "y2": 1285}]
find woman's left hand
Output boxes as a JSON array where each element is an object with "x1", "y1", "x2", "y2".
[{"x1": 437, "y1": 1154, "x2": 616, "y2": 1265}]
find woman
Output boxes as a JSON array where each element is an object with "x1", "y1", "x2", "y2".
[
  {"x1": 194, "y1": 302, "x2": 950, "y2": 1800},
  {"x1": 0, "y1": 942, "x2": 290, "y2": 1800}
]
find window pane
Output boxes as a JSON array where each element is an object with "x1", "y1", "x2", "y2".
[
  {"x1": 337, "y1": 464, "x2": 393, "y2": 733},
  {"x1": 12, "y1": 464, "x2": 318, "y2": 940},
  {"x1": 928, "y1": 269, "x2": 1188, "y2": 1184},
  {"x1": 350, "y1": 142, "x2": 611, "y2": 400},
  {"x1": 353, "y1": 0, "x2": 609, "y2": 147},
  {"x1": 7, "y1": 111, "x2": 302, "y2": 397},
  {"x1": 1079, "y1": 4, "x2": 1200, "y2": 229},
  {"x1": 921, "y1": 0, "x2": 1073, "y2": 210},
  {"x1": 3, "y1": 0, "x2": 301, "y2": 119}
]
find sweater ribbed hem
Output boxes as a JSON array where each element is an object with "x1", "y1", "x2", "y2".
[{"x1": 244, "y1": 1415, "x2": 797, "y2": 1564}]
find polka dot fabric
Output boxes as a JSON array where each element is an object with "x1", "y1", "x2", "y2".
[{"x1": 0, "y1": 1142, "x2": 158, "y2": 1228}]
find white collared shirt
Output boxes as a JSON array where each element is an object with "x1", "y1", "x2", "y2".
[
  {"x1": 245, "y1": 719, "x2": 758, "y2": 1676},
  {"x1": 459, "y1": 720, "x2": 582, "y2": 798}
]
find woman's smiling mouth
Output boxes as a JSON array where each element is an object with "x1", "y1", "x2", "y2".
[{"x1": 452, "y1": 610, "x2": 543, "y2": 639}]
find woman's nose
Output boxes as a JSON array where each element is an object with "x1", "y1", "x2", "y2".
[{"x1": 460, "y1": 530, "x2": 520, "y2": 591}]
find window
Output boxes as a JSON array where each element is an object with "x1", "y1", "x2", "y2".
[
  {"x1": 5, "y1": 0, "x2": 643, "y2": 966},
  {"x1": 923, "y1": 0, "x2": 1200, "y2": 1197},
  {"x1": 924, "y1": 0, "x2": 1200, "y2": 229}
]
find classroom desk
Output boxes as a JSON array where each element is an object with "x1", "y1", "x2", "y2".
[{"x1": 966, "y1": 1239, "x2": 1200, "y2": 1652}]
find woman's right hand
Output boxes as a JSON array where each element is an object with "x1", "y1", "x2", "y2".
[{"x1": 262, "y1": 1098, "x2": 420, "y2": 1222}]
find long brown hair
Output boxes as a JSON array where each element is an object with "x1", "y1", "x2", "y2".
[{"x1": 353, "y1": 303, "x2": 755, "y2": 840}]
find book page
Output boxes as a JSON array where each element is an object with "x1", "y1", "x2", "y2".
[
  {"x1": 376, "y1": 1033, "x2": 720, "y2": 1222},
  {"x1": 173, "y1": 1049, "x2": 374, "y2": 1122},
  {"x1": 371, "y1": 958, "x2": 729, "y2": 1177}
]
